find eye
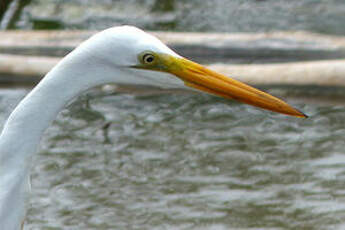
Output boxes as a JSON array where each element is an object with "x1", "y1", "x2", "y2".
[{"x1": 142, "y1": 53, "x2": 155, "y2": 64}]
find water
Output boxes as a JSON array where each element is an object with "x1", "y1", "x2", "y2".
[
  {"x1": 20, "y1": 0, "x2": 345, "y2": 35},
  {"x1": 1, "y1": 87, "x2": 344, "y2": 230}
]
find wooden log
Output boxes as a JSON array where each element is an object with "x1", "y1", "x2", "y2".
[
  {"x1": 1, "y1": 30, "x2": 345, "y2": 62},
  {"x1": 1, "y1": 54, "x2": 345, "y2": 86},
  {"x1": 2, "y1": 30, "x2": 345, "y2": 48},
  {"x1": 209, "y1": 60, "x2": 345, "y2": 86},
  {"x1": 0, "y1": 54, "x2": 58, "y2": 77}
]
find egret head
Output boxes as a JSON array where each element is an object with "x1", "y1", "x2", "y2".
[{"x1": 81, "y1": 26, "x2": 306, "y2": 118}]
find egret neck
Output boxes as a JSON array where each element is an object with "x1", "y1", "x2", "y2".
[{"x1": 0, "y1": 42, "x2": 120, "y2": 229}]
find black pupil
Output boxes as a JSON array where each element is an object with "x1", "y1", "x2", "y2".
[{"x1": 145, "y1": 55, "x2": 154, "y2": 63}]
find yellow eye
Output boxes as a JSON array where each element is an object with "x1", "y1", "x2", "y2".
[{"x1": 142, "y1": 53, "x2": 155, "y2": 64}]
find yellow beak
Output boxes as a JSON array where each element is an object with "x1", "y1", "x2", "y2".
[{"x1": 169, "y1": 57, "x2": 307, "y2": 118}]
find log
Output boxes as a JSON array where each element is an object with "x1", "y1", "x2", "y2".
[
  {"x1": 1, "y1": 30, "x2": 345, "y2": 62},
  {"x1": 209, "y1": 60, "x2": 345, "y2": 86},
  {"x1": 1, "y1": 54, "x2": 345, "y2": 86},
  {"x1": 0, "y1": 54, "x2": 58, "y2": 77}
]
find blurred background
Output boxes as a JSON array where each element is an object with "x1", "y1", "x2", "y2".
[
  {"x1": 1, "y1": 0, "x2": 345, "y2": 33},
  {"x1": 1, "y1": 1, "x2": 345, "y2": 230}
]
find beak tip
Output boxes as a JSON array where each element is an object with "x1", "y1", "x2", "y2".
[
  {"x1": 301, "y1": 113, "x2": 309, "y2": 119},
  {"x1": 295, "y1": 109, "x2": 308, "y2": 118}
]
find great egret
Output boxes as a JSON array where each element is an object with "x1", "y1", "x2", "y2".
[{"x1": 0, "y1": 26, "x2": 306, "y2": 230}]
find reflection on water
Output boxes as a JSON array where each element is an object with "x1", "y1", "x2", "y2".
[{"x1": 0, "y1": 88, "x2": 345, "y2": 230}]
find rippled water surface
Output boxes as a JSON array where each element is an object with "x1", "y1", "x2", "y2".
[
  {"x1": 0, "y1": 87, "x2": 345, "y2": 230},
  {"x1": 24, "y1": 0, "x2": 345, "y2": 35}
]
